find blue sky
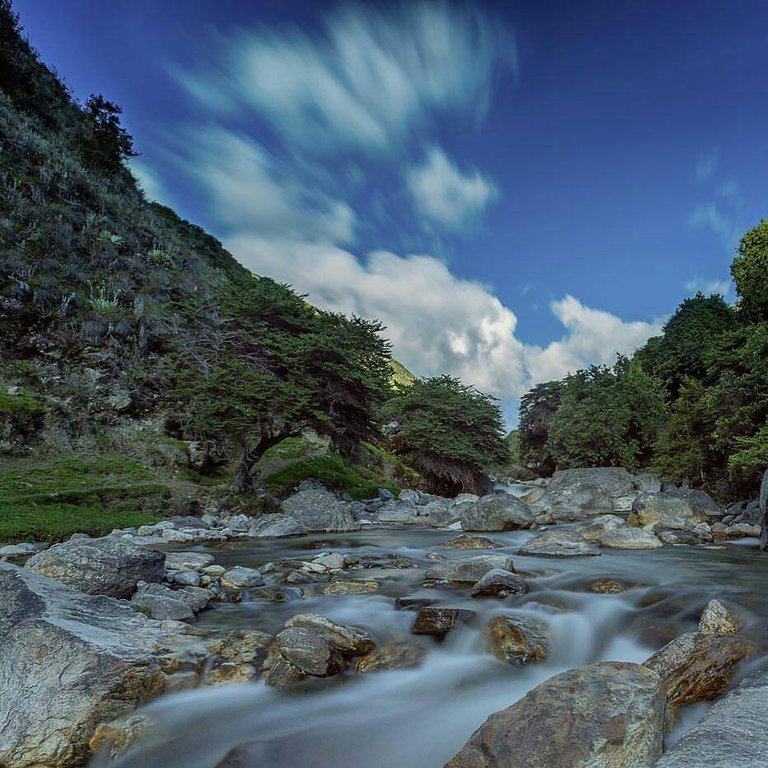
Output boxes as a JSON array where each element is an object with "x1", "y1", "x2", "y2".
[{"x1": 15, "y1": 0, "x2": 768, "y2": 420}]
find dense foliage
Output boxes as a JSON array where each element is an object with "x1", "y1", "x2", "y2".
[
  {"x1": 519, "y1": 220, "x2": 768, "y2": 498},
  {"x1": 383, "y1": 376, "x2": 507, "y2": 494}
]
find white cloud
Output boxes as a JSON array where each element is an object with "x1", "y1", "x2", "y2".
[
  {"x1": 684, "y1": 276, "x2": 734, "y2": 298},
  {"x1": 695, "y1": 149, "x2": 719, "y2": 182},
  {"x1": 177, "y1": 3, "x2": 514, "y2": 156},
  {"x1": 129, "y1": 159, "x2": 170, "y2": 205},
  {"x1": 406, "y1": 146, "x2": 498, "y2": 231},
  {"x1": 226, "y1": 235, "x2": 661, "y2": 399},
  {"x1": 182, "y1": 127, "x2": 356, "y2": 245},
  {"x1": 689, "y1": 202, "x2": 742, "y2": 250}
]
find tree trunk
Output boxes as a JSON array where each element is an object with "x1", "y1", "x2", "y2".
[
  {"x1": 759, "y1": 469, "x2": 768, "y2": 551},
  {"x1": 230, "y1": 433, "x2": 293, "y2": 494}
]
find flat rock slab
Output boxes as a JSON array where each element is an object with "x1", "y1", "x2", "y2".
[
  {"x1": 518, "y1": 529, "x2": 601, "y2": 558},
  {"x1": 446, "y1": 661, "x2": 665, "y2": 768},
  {"x1": 426, "y1": 555, "x2": 516, "y2": 583}
]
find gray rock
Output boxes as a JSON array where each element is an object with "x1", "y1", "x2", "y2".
[
  {"x1": 248, "y1": 513, "x2": 306, "y2": 538},
  {"x1": 699, "y1": 599, "x2": 744, "y2": 634},
  {"x1": 654, "y1": 670, "x2": 768, "y2": 767},
  {"x1": 426, "y1": 554, "x2": 516, "y2": 583},
  {"x1": 410, "y1": 607, "x2": 475, "y2": 639},
  {"x1": 220, "y1": 566, "x2": 263, "y2": 590},
  {"x1": 518, "y1": 529, "x2": 601, "y2": 557},
  {"x1": 171, "y1": 570, "x2": 200, "y2": 587},
  {"x1": 446, "y1": 662, "x2": 665, "y2": 768},
  {"x1": 166, "y1": 515, "x2": 211, "y2": 530},
  {"x1": 163, "y1": 552, "x2": 214, "y2": 571},
  {"x1": 131, "y1": 592, "x2": 194, "y2": 622},
  {"x1": 459, "y1": 493, "x2": 536, "y2": 531},
  {"x1": 487, "y1": 614, "x2": 549, "y2": 664},
  {"x1": 285, "y1": 613, "x2": 374, "y2": 655},
  {"x1": 0, "y1": 564, "x2": 169, "y2": 768},
  {"x1": 629, "y1": 492, "x2": 716, "y2": 531},
  {"x1": 281, "y1": 489, "x2": 361, "y2": 532},
  {"x1": 275, "y1": 627, "x2": 343, "y2": 676},
  {"x1": 425, "y1": 500, "x2": 461, "y2": 527},
  {"x1": 579, "y1": 515, "x2": 663, "y2": 549},
  {"x1": 377, "y1": 500, "x2": 421, "y2": 524},
  {"x1": 25, "y1": 537, "x2": 164, "y2": 598},
  {"x1": 471, "y1": 569, "x2": 529, "y2": 598},
  {"x1": 135, "y1": 582, "x2": 213, "y2": 614},
  {"x1": 398, "y1": 488, "x2": 422, "y2": 504}
]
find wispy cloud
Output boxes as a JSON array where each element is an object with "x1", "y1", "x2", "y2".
[
  {"x1": 688, "y1": 202, "x2": 742, "y2": 250},
  {"x1": 684, "y1": 276, "x2": 734, "y2": 299},
  {"x1": 406, "y1": 146, "x2": 498, "y2": 232},
  {"x1": 695, "y1": 149, "x2": 719, "y2": 182}
]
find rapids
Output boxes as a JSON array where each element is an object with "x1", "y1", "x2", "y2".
[{"x1": 93, "y1": 526, "x2": 768, "y2": 768}]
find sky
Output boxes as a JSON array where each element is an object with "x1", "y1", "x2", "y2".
[{"x1": 14, "y1": 0, "x2": 768, "y2": 422}]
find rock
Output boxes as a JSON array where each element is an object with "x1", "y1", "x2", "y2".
[
  {"x1": 248, "y1": 513, "x2": 307, "y2": 538},
  {"x1": 166, "y1": 515, "x2": 212, "y2": 530},
  {"x1": 313, "y1": 552, "x2": 345, "y2": 570},
  {"x1": 444, "y1": 535, "x2": 502, "y2": 550},
  {"x1": 643, "y1": 631, "x2": 757, "y2": 707},
  {"x1": 518, "y1": 529, "x2": 601, "y2": 557},
  {"x1": 220, "y1": 566, "x2": 263, "y2": 590},
  {"x1": 164, "y1": 552, "x2": 214, "y2": 571},
  {"x1": 459, "y1": 493, "x2": 536, "y2": 531},
  {"x1": 206, "y1": 629, "x2": 272, "y2": 685},
  {"x1": 263, "y1": 656, "x2": 308, "y2": 688},
  {"x1": 446, "y1": 661, "x2": 665, "y2": 768},
  {"x1": 321, "y1": 579, "x2": 380, "y2": 595},
  {"x1": 378, "y1": 488, "x2": 395, "y2": 500},
  {"x1": 377, "y1": 500, "x2": 421, "y2": 524},
  {"x1": 281, "y1": 489, "x2": 360, "y2": 532},
  {"x1": 426, "y1": 554, "x2": 516, "y2": 583},
  {"x1": 0, "y1": 543, "x2": 38, "y2": 560},
  {"x1": 487, "y1": 615, "x2": 549, "y2": 664},
  {"x1": 131, "y1": 592, "x2": 194, "y2": 622},
  {"x1": 579, "y1": 515, "x2": 663, "y2": 549},
  {"x1": 698, "y1": 599, "x2": 744, "y2": 634},
  {"x1": 712, "y1": 521, "x2": 761, "y2": 541},
  {"x1": 590, "y1": 578, "x2": 636, "y2": 594},
  {"x1": 398, "y1": 488, "x2": 422, "y2": 504},
  {"x1": 25, "y1": 537, "x2": 164, "y2": 598},
  {"x1": 410, "y1": 607, "x2": 475, "y2": 639},
  {"x1": 136, "y1": 582, "x2": 213, "y2": 614},
  {"x1": 0, "y1": 564, "x2": 168, "y2": 768},
  {"x1": 470, "y1": 569, "x2": 528, "y2": 598},
  {"x1": 356, "y1": 639, "x2": 427, "y2": 672},
  {"x1": 426, "y1": 500, "x2": 462, "y2": 527},
  {"x1": 531, "y1": 467, "x2": 636, "y2": 521},
  {"x1": 285, "y1": 613, "x2": 374, "y2": 655},
  {"x1": 629, "y1": 492, "x2": 712, "y2": 531},
  {"x1": 654, "y1": 670, "x2": 768, "y2": 767},
  {"x1": 171, "y1": 570, "x2": 200, "y2": 587},
  {"x1": 275, "y1": 627, "x2": 345, "y2": 676},
  {"x1": 453, "y1": 493, "x2": 480, "y2": 506}
]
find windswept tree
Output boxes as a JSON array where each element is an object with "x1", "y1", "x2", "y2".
[
  {"x1": 732, "y1": 219, "x2": 768, "y2": 322},
  {"x1": 382, "y1": 375, "x2": 507, "y2": 494},
  {"x1": 78, "y1": 94, "x2": 138, "y2": 172},
  {"x1": 518, "y1": 380, "x2": 563, "y2": 474}
]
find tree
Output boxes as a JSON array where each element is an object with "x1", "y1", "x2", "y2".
[
  {"x1": 382, "y1": 375, "x2": 507, "y2": 494},
  {"x1": 518, "y1": 381, "x2": 563, "y2": 474},
  {"x1": 635, "y1": 293, "x2": 734, "y2": 397},
  {"x1": 78, "y1": 94, "x2": 138, "y2": 172},
  {"x1": 547, "y1": 357, "x2": 667, "y2": 472},
  {"x1": 732, "y1": 219, "x2": 768, "y2": 322}
]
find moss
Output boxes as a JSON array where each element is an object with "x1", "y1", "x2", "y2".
[
  {"x1": 263, "y1": 454, "x2": 397, "y2": 500},
  {"x1": 0, "y1": 390, "x2": 46, "y2": 416},
  {"x1": 262, "y1": 437, "x2": 317, "y2": 460}
]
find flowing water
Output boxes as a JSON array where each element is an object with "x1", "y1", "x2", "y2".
[{"x1": 96, "y1": 526, "x2": 768, "y2": 768}]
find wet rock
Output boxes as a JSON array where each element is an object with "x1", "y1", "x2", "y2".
[
  {"x1": 220, "y1": 566, "x2": 263, "y2": 590},
  {"x1": 313, "y1": 552, "x2": 345, "y2": 571},
  {"x1": 171, "y1": 570, "x2": 201, "y2": 587},
  {"x1": 712, "y1": 521, "x2": 761, "y2": 541},
  {"x1": 263, "y1": 656, "x2": 308, "y2": 688},
  {"x1": 285, "y1": 613, "x2": 375, "y2": 655},
  {"x1": 410, "y1": 607, "x2": 475, "y2": 639},
  {"x1": 654, "y1": 669, "x2": 768, "y2": 767},
  {"x1": 628, "y1": 492, "x2": 714, "y2": 531},
  {"x1": 426, "y1": 554, "x2": 516, "y2": 583},
  {"x1": 446, "y1": 661, "x2": 665, "y2": 768},
  {"x1": 459, "y1": 494, "x2": 536, "y2": 531},
  {"x1": 579, "y1": 515, "x2": 663, "y2": 549},
  {"x1": 88, "y1": 713, "x2": 153, "y2": 762},
  {"x1": 487, "y1": 615, "x2": 549, "y2": 665},
  {"x1": 281, "y1": 489, "x2": 360, "y2": 532},
  {"x1": 471, "y1": 569, "x2": 528, "y2": 598},
  {"x1": 248, "y1": 513, "x2": 307, "y2": 538},
  {"x1": 321, "y1": 579, "x2": 380, "y2": 595},
  {"x1": 531, "y1": 467, "x2": 636, "y2": 521},
  {"x1": 657, "y1": 528, "x2": 711, "y2": 546},
  {"x1": 444, "y1": 535, "x2": 502, "y2": 550},
  {"x1": 377, "y1": 500, "x2": 421, "y2": 524},
  {"x1": 643, "y1": 631, "x2": 757, "y2": 707},
  {"x1": 164, "y1": 551, "x2": 214, "y2": 572},
  {"x1": 590, "y1": 578, "x2": 636, "y2": 594},
  {"x1": 426, "y1": 500, "x2": 461, "y2": 527},
  {"x1": 356, "y1": 639, "x2": 427, "y2": 673},
  {"x1": 518, "y1": 529, "x2": 601, "y2": 558},
  {"x1": 131, "y1": 592, "x2": 194, "y2": 622},
  {"x1": 206, "y1": 629, "x2": 272, "y2": 685},
  {"x1": 275, "y1": 627, "x2": 345, "y2": 676},
  {"x1": 395, "y1": 593, "x2": 441, "y2": 610},
  {"x1": 25, "y1": 536, "x2": 164, "y2": 598},
  {"x1": 0, "y1": 564, "x2": 168, "y2": 768},
  {"x1": 698, "y1": 599, "x2": 744, "y2": 635}
]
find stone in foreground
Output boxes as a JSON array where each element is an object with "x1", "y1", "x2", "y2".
[
  {"x1": 0, "y1": 564, "x2": 168, "y2": 768},
  {"x1": 25, "y1": 536, "x2": 165, "y2": 598},
  {"x1": 446, "y1": 661, "x2": 665, "y2": 768}
]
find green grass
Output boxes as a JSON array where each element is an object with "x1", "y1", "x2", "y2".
[
  {"x1": 263, "y1": 454, "x2": 397, "y2": 500},
  {"x1": 0, "y1": 389, "x2": 46, "y2": 416},
  {"x1": 262, "y1": 437, "x2": 317, "y2": 460},
  {"x1": 0, "y1": 453, "x2": 166, "y2": 542}
]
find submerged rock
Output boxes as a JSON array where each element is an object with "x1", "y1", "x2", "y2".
[
  {"x1": 487, "y1": 615, "x2": 549, "y2": 665},
  {"x1": 25, "y1": 536, "x2": 164, "y2": 598},
  {"x1": 446, "y1": 661, "x2": 665, "y2": 768},
  {"x1": 356, "y1": 639, "x2": 427, "y2": 673},
  {"x1": 321, "y1": 579, "x2": 380, "y2": 595},
  {"x1": 518, "y1": 529, "x2": 601, "y2": 558}
]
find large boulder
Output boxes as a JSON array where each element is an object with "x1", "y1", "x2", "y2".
[
  {"x1": 458, "y1": 494, "x2": 536, "y2": 531},
  {"x1": 274, "y1": 627, "x2": 345, "y2": 677},
  {"x1": 248, "y1": 513, "x2": 306, "y2": 538},
  {"x1": 531, "y1": 467, "x2": 636, "y2": 521},
  {"x1": 579, "y1": 515, "x2": 663, "y2": 549},
  {"x1": 654, "y1": 670, "x2": 768, "y2": 767},
  {"x1": 426, "y1": 555, "x2": 516, "y2": 583},
  {"x1": 643, "y1": 631, "x2": 756, "y2": 707},
  {"x1": 0, "y1": 564, "x2": 170, "y2": 767},
  {"x1": 281, "y1": 489, "x2": 360, "y2": 532},
  {"x1": 518, "y1": 529, "x2": 601, "y2": 557},
  {"x1": 628, "y1": 491, "x2": 719, "y2": 531},
  {"x1": 25, "y1": 536, "x2": 164, "y2": 598},
  {"x1": 284, "y1": 613, "x2": 374, "y2": 655},
  {"x1": 446, "y1": 661, "x2": 665, "y2": 767}
]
